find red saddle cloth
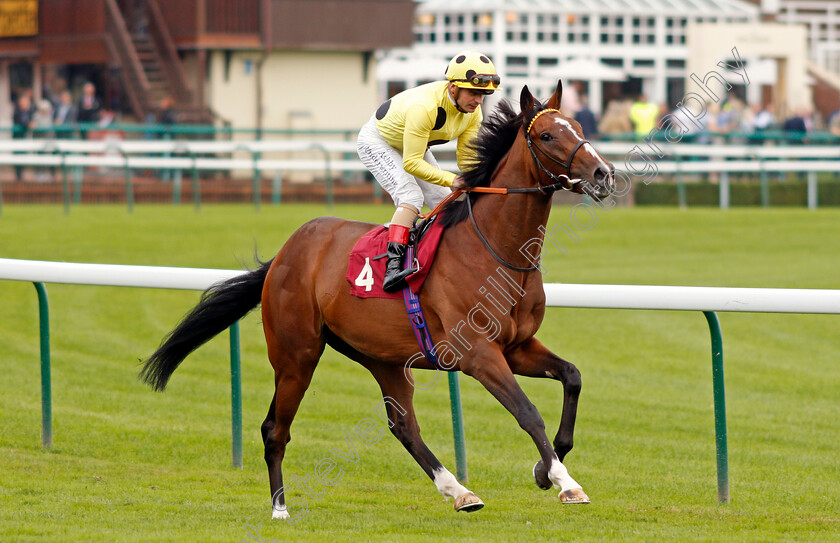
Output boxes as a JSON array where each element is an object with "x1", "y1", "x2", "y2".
[{"x1": 347, "y1": 220, "x2": 445, "y2": 300}]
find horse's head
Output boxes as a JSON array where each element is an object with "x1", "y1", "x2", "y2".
[{"x1": 520, "y1": 81, "x2": 615, "y2": 199}]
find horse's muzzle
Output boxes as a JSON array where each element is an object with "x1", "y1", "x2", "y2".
[{"x1": 589, "y1": 165, "x2": 615, "y2": 199}]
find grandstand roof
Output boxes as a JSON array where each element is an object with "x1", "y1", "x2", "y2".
[{"x1": 417, "y1": 0, "x2": 758, "y2": 15}]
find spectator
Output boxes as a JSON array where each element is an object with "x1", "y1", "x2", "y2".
[
  {"x1": 740, "y1": 103, "x2": 758, "y2": 132},
  {"x1": 33, "y1": 100, "x2": 55, "y2": 181},
  {"x1": 34, "y1": 99, "x2": 54, "y2": 135},
  {"x1": 45, "y1": 76, "x2": 68, "y2": 109},
  {"x1": 574, "y1": 94, "x2": 598, "y2": 139},
  {"x1": 97, "y1": 108, "x2": 115, "y2": 128},
  {"x1": 560, "y1": 83, "x2": 581, "y2": 116},
  {"x1": 53, "y1": 90, "x2": 77, "y2": 139},
  {"x1": 752, "y1": 103, "x2": 776, "y2": 133},
  {"x1": 12, "y1": 93, "x2": 36, "y2": 181},
  {"x1": 629, "y1": 94, "x2": 659, "y2": 139},
  {"x1": 716, "y1": 102, "x2": 738, "y2": 135},
  {"x1": 77, "y1": 82, "x2": 102, "y2": 137},
  {"x1": 598, "y1": 99, "x2": 632, "y2": 137},
  {"x1": 158, "y1": 96, "x2": 178, "y2": 138},
  {"x1": 801, "y1": 107, "x2": 815, "y2": 133},
  {"x1": 783, "y1": 108, "x2": 807, "y2": 143},
  {"x1": 828, "y1": 109, "x2": 840, "y2": 138},
  {"x1": 718, "y1": 91, "x2": 743, "y2": 133}
]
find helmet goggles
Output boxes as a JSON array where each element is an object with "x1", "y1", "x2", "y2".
[{"x1": 452, "y1": 73, "x2": 500, "y2": 88}]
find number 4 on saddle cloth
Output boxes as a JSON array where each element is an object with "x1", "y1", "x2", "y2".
[
  {"x1": 346, "y1": 218, "x2": 447, "y2": 370},
  {"x1": 347, "y1": 218, "x2": 445, "y2": 300}
]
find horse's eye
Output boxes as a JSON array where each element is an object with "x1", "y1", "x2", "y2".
[{"x1": 540, "y1": 132, "x2": 552, "y2": 141}]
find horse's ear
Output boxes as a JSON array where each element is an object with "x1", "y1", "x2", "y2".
[
  {"x1": 520, "y1": 85, "x2": 536, "y2": 116},
  {"x1": 545, "y1": 79, "x2": 563, "y2": 110}
]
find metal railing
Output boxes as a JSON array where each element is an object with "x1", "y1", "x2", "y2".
[
  {"x1": 3, "y1": 124, "x2": 839, "y2": 144},
  {"x1": 2, "y1": 138, "x2": 840, "y2": 213},
  {"x1": 2, "y1": 257, "x2": 839, "y2": 502}
]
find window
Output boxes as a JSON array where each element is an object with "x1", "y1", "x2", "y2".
[
  {"x1": 599, "y1": 16, "x2": 626, "y2": 45},
  {"x1": 442, "y1": 11, "x2": 466, "y2": 43},
  {"x1": 505, "y1": 12, "x2": 528, "y2": 42},
  {"x1": 506, "y1": 56, "x2": 528, "y2": 76},
  {"x1": 413, "y1": 13, "x2": 435, "y2": 43},
  {"x1": 566, "y1": 13, "x2": 590, "y2": 44},
  {"x1": 665, "y1": 16, "x2": 687, "y2": 45},
  {"x1": 633, "y1": 15, "x2": 656, "y2": 45},
  {"x1": 535, "y1": 11, "x2": 559, "y2": 43}
]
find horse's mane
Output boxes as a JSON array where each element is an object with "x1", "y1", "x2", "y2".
[{"x1": 438, "y1": 98, "x2": 542, "y2": 228}]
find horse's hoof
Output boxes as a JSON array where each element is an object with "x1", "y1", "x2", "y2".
[
  {"x1": 533, "y1": 460, "x2": 552, "y2": 490},
  {"x1": 454, "y1": 492, "x2": 484, "y2": 512},
  {"x1": 559, "y1": 487, "x2": 591, "y2": 504}
]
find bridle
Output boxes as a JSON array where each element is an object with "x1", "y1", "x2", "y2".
[
  {"x1": 524, "y1": 108, "x2": 590, "y2": 194},
  {"x1": 422, "y1": 108, "x2": 592, "y2": 273}
]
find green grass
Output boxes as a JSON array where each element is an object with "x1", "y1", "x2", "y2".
[{"x1": 1, "y1": 204, "x2": 839, "y2": 542}]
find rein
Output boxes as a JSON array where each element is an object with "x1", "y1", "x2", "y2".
[
  {"x1": 420, "y1": 108, "x2": 588, "y2": 273},
  {"x1": 466, "y1": 193, "x2": 540, "y2": 272}
]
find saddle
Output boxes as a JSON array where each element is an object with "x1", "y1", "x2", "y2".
[{"x1": 346, "y1": 217, "x2": 444, "y2": 300}]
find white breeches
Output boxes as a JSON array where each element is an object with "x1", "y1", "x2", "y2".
[{"x1": 356, "y1": 116, "x2": 451, "y2": 211}]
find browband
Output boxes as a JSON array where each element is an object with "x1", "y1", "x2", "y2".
[{"x1": 526, "y1": 108, "x2": 561, "y2": 134}]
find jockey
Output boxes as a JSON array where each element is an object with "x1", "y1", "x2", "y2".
[{"x1": 357, "y1": 50, "x2": 500, "y2": 292}]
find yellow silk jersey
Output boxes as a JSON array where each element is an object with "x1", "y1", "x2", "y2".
[{"x1": 374, "y1": 80, "x2": 482, "y2": 186}]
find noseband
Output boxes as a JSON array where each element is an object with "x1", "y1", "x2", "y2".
[{"x1": 524, "y1": 108, "x2": 589, "y2": 194}]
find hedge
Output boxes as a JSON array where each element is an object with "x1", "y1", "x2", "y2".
[{"x1": 633, "y1": 178, "x2": 840, "y2": 207}]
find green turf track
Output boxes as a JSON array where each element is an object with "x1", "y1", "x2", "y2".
[{"x1": 1, "y1": 204, "x2": 838, "y2": 542}]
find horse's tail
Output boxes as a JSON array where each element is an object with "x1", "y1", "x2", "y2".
[{"x1": 140, "y1": 258, "x2": 274, "y2": 391}]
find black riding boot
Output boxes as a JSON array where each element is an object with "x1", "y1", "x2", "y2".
[{"x1": 382, "y1": 241, "x2": 418, "y2": 293}]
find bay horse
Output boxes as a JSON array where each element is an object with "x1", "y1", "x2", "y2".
[{"x1": 141, "y1": 81, "x2": 615, "y2": 518}]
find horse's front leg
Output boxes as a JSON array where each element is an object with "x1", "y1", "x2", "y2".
[
  {"x1": 505, "y1": 337, "x2": 588, "y2": 502},
  {"x1": 461, "y1": 347, "x2": 589, "y2": 503}
]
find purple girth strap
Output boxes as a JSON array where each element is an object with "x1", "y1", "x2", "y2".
[{"x1": 401, "y1": 244, "x2": 447, "y2": 371}]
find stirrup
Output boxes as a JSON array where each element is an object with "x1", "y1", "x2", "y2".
[{"x1": 383, "y1": 267, "x2": 416, "y2": 293}]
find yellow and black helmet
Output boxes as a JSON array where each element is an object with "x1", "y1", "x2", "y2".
[{"x1": 445, "y1": 50, "x2": 500, "y2": 92}]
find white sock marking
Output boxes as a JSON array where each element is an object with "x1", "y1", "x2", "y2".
[
  {"x1": 272, "y1": 503, "x2": 290, "y2": 520},
  {"x1": 547, "y1": 457, "x2": 582, "y2": 492},
  {"x1": 432, "y1": 467, "x2": 471, "y2": 499}
]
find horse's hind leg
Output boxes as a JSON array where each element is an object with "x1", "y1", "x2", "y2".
[
  {"x1": 366, "y1": 362, "x2": 484, "y2": 512},
  {"x1": 262, "y1": 316, "x2": 325, "y2": 520},
  {"x1": 505, "y1": 337, "x2": 588, "y2": 502}
]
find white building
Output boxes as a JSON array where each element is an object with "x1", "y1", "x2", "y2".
[
  {"x1": 381, "y1": 0, "x2": 760, "y2": 114},
  {"x1": 776, "y1": 0, "x2": 840, "y2": 76}
]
